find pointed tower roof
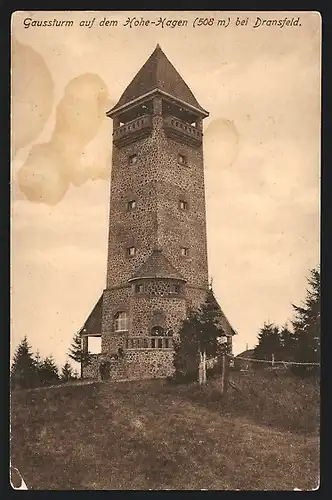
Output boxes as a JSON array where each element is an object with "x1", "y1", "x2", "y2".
[
  {"x1": 108, "y1": 44, "x2": 208, "y2": 117},
  {"x1": 128, "y1": 249, "x2": 186, "y2": 282}
]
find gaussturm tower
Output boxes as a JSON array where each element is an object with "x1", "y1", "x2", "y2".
[{"x1": 81, "y1": 45, "x2": 234, "y2": 380}]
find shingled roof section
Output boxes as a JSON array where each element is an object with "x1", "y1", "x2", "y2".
[
  {"x1": 108, "y1": 44, "x2": 208, "y2": 116},
  {"x1": 129, "y1": 249, "x2": 186, "y2": 282},
  {"x1": 81, "y1": 294, "x2": 103, "y2": 335},
  {"x1": 207, "y1": 288, "x2": 237, "y2": 337}
]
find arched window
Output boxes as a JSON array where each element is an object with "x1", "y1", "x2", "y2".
[
  {"x1": 151, "y1": 326, "x2": 164, "y2": 337},
  {"x1": 114, "y1": 311, "x2": 128, "y2": 332}
]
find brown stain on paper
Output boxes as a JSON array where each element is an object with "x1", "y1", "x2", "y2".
[
  {"x1": 11, "y1": 40, "x2": 54, "y2": 155},
  {"x1": 17, "y1": 73, "x2": 112, "y2": 205}
]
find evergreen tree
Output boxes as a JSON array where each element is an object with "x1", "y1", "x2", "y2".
[
  {"x1": 291, "y1": 268, "x2": 320, "y2": 372},
  {"x1": 38, "y1": 356, "x2": 59, "y2": 386},
  {"x1": 279, "y1": 324, "x2": 296, "y2": 361},
  {"x1": 173, "y1": 311, "x2": 200, "y2": 382},
  {"x1": 11, "y1": 336, "x2": 37, "y2": 389},
  {"x1": 68, "y1": 330, "x2": 92, "y2": 378},
  {"x1": 60, "y1": 361, "x2": 74, "y2": 382},
  {"x1": 173, "y1": 289, "x2": 226, "y2": 382},
  {"x1": 34, "y1": 350, "x2": 42, "y2": 370},
  {"x1": 253, "y1": 322, "x2": 283, "y2": 366}
]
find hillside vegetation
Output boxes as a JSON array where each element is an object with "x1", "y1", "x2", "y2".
[{"x1": 10, "y1": 373, "x2": 319, "y2": 490}]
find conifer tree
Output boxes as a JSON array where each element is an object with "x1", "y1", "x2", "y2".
[
  {"x1": 60, "y1": 361, "x2": 74, "y2": 382},
  {"x1": 38, "y1": 356, "x2": 59, "y2": 385},
  {"x1": 173, "y1": 288, "x2": 226, "y2": 382},
  {"x1": 291, "y1": 268, "x2": 320, "y2": 372},
  {"x1": 279, "y1": 324, "x2": 296, "y2": 361},
  {"x1": 11, "y1": 336, "x2": 37, "y2": 389},
  {"x1": 68, "y1": 330, "x2": 92, "y2": 378},
  {"x1": 253, "y1": 323, "x2": 283, "y2": 365}
]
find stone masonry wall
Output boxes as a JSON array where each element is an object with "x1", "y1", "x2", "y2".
[{"x1": 101, "y1": 95, "x2": 209, "y2": 381}]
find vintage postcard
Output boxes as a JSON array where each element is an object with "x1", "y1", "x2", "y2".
[{"x1": 10, "y1": 11, "x2": 321, "y2": 490}]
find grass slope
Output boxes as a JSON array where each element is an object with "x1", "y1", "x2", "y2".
[{"x1": 10, "y1": 374, "x2": 320, "y2": 490}]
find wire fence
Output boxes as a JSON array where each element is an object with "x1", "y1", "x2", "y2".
[{"x1": 227, "y1": 353, "x2": 320, "y2": 367}]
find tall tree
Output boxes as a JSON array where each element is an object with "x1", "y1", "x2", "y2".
[
  {"x1": 173, "y1": 289, "x2": 226, "y2": 382},
  {"x1": 279, "y1": 324, "x2": 296, "y2": 361},
  {"x1": 68, "y1": 330, "x2": 92, "y2": 378},
  {"x1": 11, "y1": 336, "x2": 37, "y2": 389},
  {"x1": 291, "y1": 267, "x2": 320, "y2": 370},
  {"x1": 253, "y1": 322, "x2": 283, "y2": 365},
  {"x1": 60, "y1": 361, "x2": 75, "y2": 382},
  {"x1": 38, "y1": 356, "x2": 59, "y2": 385}
]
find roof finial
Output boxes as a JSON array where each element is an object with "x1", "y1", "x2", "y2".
[{"x1": 156, "y1": 43, "x2": 161, "y2": 50}]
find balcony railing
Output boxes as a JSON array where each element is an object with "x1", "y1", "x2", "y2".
[
  {"x1": 163, "y1": 115, "x2": 202, "y2": 147},
  {"x1": 113, "y1": 114, "x2": 153, "y2": 147},
  {"x1": 125, "y1": 336, "x2": 173, "y2": 350}
]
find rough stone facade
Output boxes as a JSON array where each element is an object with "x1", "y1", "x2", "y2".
[{"x1": 82, "y1": 45, "x2": 234, "y2": 381}]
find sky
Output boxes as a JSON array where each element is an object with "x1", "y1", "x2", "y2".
[{"x1": 11, "y1": 11, "x2": 321, "y2": 368}]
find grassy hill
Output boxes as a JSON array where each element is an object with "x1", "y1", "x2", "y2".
[{"x1": 10, "y1": 372, "x2": 320, "y2": 490}]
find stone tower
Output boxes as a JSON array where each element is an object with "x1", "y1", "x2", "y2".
[{"x1": 80, "y1": 45, "x2": 235, "y2": 381}]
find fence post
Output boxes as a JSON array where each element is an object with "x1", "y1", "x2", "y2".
[
  {"x1": 198, "y1": 350, "x2": 203, "y2": 385},
  {"x1": 203, "y1": 349, "x2": 207, "y2": 385},
  {"x1": 221, "y1": 354, "x2": 226, "y2": 394},
  {"x1": 272, "y1": 353, "x2": 275, "y2": 368}
]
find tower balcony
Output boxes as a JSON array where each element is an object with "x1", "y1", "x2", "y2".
[
  {"x1": 163, "y1": 115, "x2": 203, "y2": 147},
  {"x1": 113, "y1": 114, "x2": 153, "y2": 147}
]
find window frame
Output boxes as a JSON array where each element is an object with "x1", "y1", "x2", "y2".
[
  {"x1": 114, "y1": 311, "x2": 129, "y2": 332},
  {"x1": 127, "y1": 200, "x2": 137, "y2": 211},
  {"x1": 179, "y1": 200, "x2": 188, "y2": 211},
  {"x1": 127, "y1": 246, "x2": 136, "y2": 257},
  {"x1": 177, "y1": 153, "x2": 188, "y2": 167},
  {"x1": 180, "y1": 247, "x2": 189, "y2": 257},
  {"x1": 170, "y1": 284, "x2": 180, "y2": 294},
  {"x1": 128, "y1": 153, "x2": 138, "y2": 166}
]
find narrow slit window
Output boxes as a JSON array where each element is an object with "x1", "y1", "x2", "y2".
[
  {"x1": 170, "y1": 284, "x2": 180, "y2": 294},
  {"x1": 135, "y1": 283, "x2": 144, "y2": 293},
  {"x1": 180, "y1": 247, "x2": 189, "y2": 257},
  {"x1": 127, "y1": 247, "x2": 136, "y2": 257},
  {"x1": 127, "y1": 200, "x2": 136, "y2": 211},
  {"x1": 179, "y1": 200, "x2": 188, "y2": 210},
  {"x1": 178, "y1": 154, "x2": 187, "y2": 166},
  {"x1": 128, "y1": 154, "x2": 138, "y2": 165}
]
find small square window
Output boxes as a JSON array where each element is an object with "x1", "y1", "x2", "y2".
[
  {"x1": 179, "y1": 200, "x2": 188, "y2": 210},
  {"x1": 178, "y1": 154, "x2": 187, "y2": 166},
  {"x1": 128, "y1": 154, "x2": 137, "y2": 165},
  {"x1": 180, "y1": 247, "x2": 189, "y2": 257},
  {"x1": 135, "y1": 284, "x2": 144, "y2": 293},
  {"x1": 127, "y1": 246, "x2": 136, "y2": 257},
  {"x1": 127, "y1": 200, "x2": 136, "y2": 211}
]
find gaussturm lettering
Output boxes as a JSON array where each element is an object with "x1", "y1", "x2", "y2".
[{"x1": 23, "y1": 18, "x2": 74, "y2": 29}]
